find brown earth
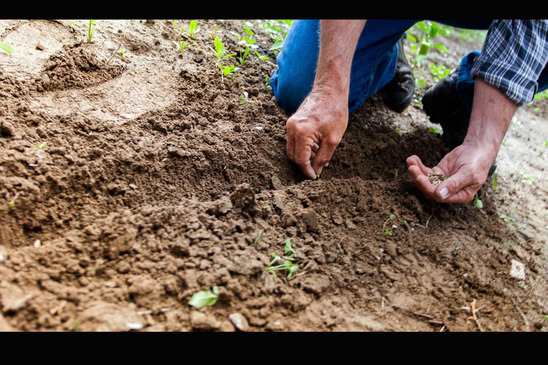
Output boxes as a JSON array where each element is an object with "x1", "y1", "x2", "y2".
[{"x1": 1, "y1": 19, "x2": 547, "y2": 332}]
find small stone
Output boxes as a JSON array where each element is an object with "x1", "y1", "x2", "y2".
[
  {"x1": 510, "y1": 259, "x2": 525, "y2": 280},
  {"x1": 229, "y1": 312, "x2": 249, "y2": 331},
  {"x1": 190, "y1": 311, "x2": 221, "y2": 331}
]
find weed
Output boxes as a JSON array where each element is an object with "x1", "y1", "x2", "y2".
[
  {"x1": 493, "y1": 173, "x2": 498, "y2": 193},
  {"x1": 188, "y1": 286, "x2": 219, "y2": 308},
  {"x1": 266, "y1": 239, "x2": 300, "y2": 279}
]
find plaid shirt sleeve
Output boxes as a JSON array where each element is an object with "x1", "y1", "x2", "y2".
[{"x1": 470, "y1": 20, "x2": 548, "y2": 106}]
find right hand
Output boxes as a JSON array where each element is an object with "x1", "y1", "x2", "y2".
[{"x1": 286, "y1": 86, "x2": 348, "y2": 179}]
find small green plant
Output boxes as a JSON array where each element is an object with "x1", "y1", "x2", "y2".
[
  {"x1": 430, "y1": 62, "x2": 451, "y2": 81},
  {"x1": 188, "y1": 20, "x2": 201, "y2": 39},
  {"x1": 175, "y1": 40, "x2": 189, "y2": 53},
  {"x1": 253, "y1": 231, "x2": 262, "y2": 244},
  {"x1": 188, "y1": 286, "x2": 219, "y2": 308},
  {"x1": 266, "y1": 239, "x2": 299, "y2": 279},
  {"x1": 493, "y1": 173, "x2": 498, "y2": 193},
  {"x1": 407, "y1": 21, "x2": 449, "y2": 67},
  {"x1": 382, "y1": 214, "x2": 397, "y2": 235},
  {"x1": 261, "y1": 19, "x2": 293, "y2": 56},
  {"x1": 500, "y1": 213, "x2": 515, "y2": 222},
  {"x1": 428, "y1": 126, "x2": 441, "y2": 135},
  {"x1": 86, "y1": 19, "x2": 96, "y2": 43},
  {"x1": 472, "y1": 194, "x2": 483, "y2": 209},
  {"x1": 211, "y1": 37, "x2": 237, "y2": 78},
  {"x1": 0, "y1": 40, "x2": 13, "y2": 54},
  {"x1": 7, "y1": 192, "x2": 20, "y2": 208}
]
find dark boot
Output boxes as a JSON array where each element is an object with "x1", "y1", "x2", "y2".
[{"x1": 378, "y1": 37, "x2": 416, "y2": 113}]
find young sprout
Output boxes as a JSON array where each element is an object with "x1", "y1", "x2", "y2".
[
  {"x1": 188, "y1": 20, "x2": 201, "y2": 39},
  {"x1": 266, "y1": 239, "x2": 300, "y2": 279},
  {"x1": 86, "y1": 19, "x2": 96, "y2": 43},
  {"x1": 7, "y1": 192, "x2": 21, "y2": 208},
  {"x1": 472, "y1": 194, "x2": 483, "y2": 209},
  {"x1": 188, "y1": 286, "x2": 219, "y2": 308},
  {"x1": 210, "y1": 37, "x2": 237, "y2": 79},
  {"x1": 382, "y1": 214, "x2": 397, "y2": 235},
  {"x1": 0, "y1": 41, "x2": 13, "y2": 54}
]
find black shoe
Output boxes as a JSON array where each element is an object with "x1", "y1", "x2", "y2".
[
  {"x1": 422, "y1": 69, "x2": 497, "y2": 176},
  {"x1": 422, "y1": 69, "x2": 470, "y2": 151},
  {"x1": 378, "y1": 37, "x2": 415, "y2": 113}
]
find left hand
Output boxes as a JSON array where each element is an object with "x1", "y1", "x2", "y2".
[{"x1": 407, "y1": 142, "x2": 496, "y2": 204}]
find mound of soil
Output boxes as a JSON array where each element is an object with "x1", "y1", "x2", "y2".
[{"x1": 1, "y1": 19, "x2": 547, "y2": 332}]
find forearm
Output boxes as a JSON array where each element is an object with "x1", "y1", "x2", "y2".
[
  {"x1": 313, "y1": 20, "x2": 366, "y2": 95},
  {"x1": 463, "y1": 78, "x2": 518, "y2": 161}
]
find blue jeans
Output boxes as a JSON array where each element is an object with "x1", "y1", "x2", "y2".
[{"x1": 269, "y1": 19, "x2": 548, "y2": 115}]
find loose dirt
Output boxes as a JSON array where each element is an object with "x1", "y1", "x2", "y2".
[{"x1": 1, "y1": 19, "x2": 547, "y2": 332}]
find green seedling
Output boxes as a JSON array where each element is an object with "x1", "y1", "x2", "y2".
[
  {"x1": 266, "y1": 239, "x2": 300, "y2": 279},
  {"x1": 472, "y1": 194, "x2": 483, "y2": 209},
  {"x1": 499, "y1": 213, "x2": 515, "y2": 222},
  {"x1": 188, "y1": 20, "x2": 201, "y2": 39},
  {"x1": 188, "y1": 286, "x2": 219, "y2": 308},
  {"x1": 261, "y1": 19, "x2": 293, "y2": 56},
  {"x1": 253, "y1": 231, "x2": 262, "y2": 245},
  {"x1": 407, "y1": 21, "x2": 449, "y2": 67},
  {"x1": 430, "y1": 62, "x2": 451, "y2": 81},
  {"x1": 382, "y1": 214, "x2": 397, "y2": 236},
  {"x1": 210, "y1": 37, "x2": 237, "y2": 79},
  {"x1": 175, "y1": 40, "x2": 189, "y2": 53},
  {"x1": 35, "y1": 142, "x2": 48, "y2": 149},
  {"x1": 493, "y1": 173, "x2": 498, "y2": 193},
  {"x1": 428, "y1": 126, "x2": 441, "y2": 135},
  {"x1": 0, "y1": 41, "x2": 13, "y2": 54},
  {"x1": 7, "y1": 192, "x2": 20, "y2": 208},
  {"x1": 86, "y1": 19, "x2": 96, "y2": 43}
]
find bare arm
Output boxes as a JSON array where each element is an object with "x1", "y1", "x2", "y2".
[{"x1": 286, "y1": 20, "x2": 366, "y2": 179}]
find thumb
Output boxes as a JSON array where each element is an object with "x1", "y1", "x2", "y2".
[{"x1": 435, "y1": 171, "x2": 476, "y2": 203}]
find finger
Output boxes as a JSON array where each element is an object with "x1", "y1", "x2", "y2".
[
  {"x1": 408, "y1": 165, "x2": 437, "y2": 199},
  {"x1": 293, "y1": 140, "x2": 317, "y2": 179},
  {"x1": 435, "y1": 173, "x2": 478, "y2": 203},
  {"x1": 286, "y1": 123, "x2": 296, "y2": 163},
  {"x1": 406, "y1": 155, "x2": 433, "y2": 176},
  {"x1": 312, "y1": 137, "x2": 339, "y2": 177}
]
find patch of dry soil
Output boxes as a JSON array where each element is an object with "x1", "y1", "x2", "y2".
[{"x1": 1, "y1": 19, "x2": 547, "y2": 332}]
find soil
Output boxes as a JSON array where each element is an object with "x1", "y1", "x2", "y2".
[{"x1": 1, "y1": 19, "x2": 547, "y2": 332}]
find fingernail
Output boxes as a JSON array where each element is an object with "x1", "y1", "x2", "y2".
[{"x1": 439, "y1": 187, "x2": 449, "y2": 200}]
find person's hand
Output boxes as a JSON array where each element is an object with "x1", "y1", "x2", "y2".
[
  {"x1": 406, "y1": 142, "x2": 497, "y2": 203},
  {"x1": 286, "y1": 86, "x2": 348, "y2": 179}
]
